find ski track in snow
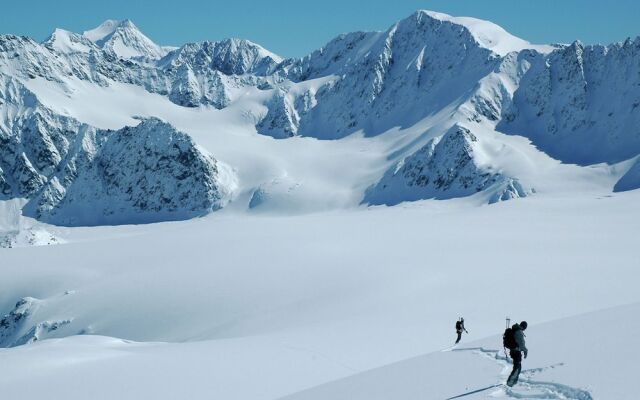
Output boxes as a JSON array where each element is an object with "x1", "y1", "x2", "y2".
[{"x1": 452, "y1": 347, "x2": 593, "y2": 400}]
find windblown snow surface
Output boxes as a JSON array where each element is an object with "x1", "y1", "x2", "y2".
[{"x1": 1, "y1": 10, "x2": 640, "y2": 400}]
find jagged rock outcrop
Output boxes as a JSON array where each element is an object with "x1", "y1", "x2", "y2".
[
  {"x1": 364, "y1": 125, "x2": 529, "y2": 205},
  {"x1": 158, "y1": 38, "x2": 281, "y2": 107},
  {"x1": 256, "y1": 89, "x2": 300, "y2": 138},
  {"x1": 0, "y1": 165, "x2": 11, "y2": 195},
  {"x1": 0, "y1": 297, "x2": 72, "y2": 347},
  {"x1": 160, "y1": 38, "x2": 282, "y2": 76},
  {"x1": 0, "y1": 297, "x2": 37, "y2": 346},
  {"x1": 0, "y1": 76, "x2": 83, "y2": 199},
  {"x1": 24, "y1": 118, "x2": 234, "y2": 226},
  {"x1": 166, "y1": 65, "x2": 233, "y2": 108}
]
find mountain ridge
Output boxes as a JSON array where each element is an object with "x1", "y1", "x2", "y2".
[{"x1": 1, "y1": 10, "x2": 639, "y2": 228}]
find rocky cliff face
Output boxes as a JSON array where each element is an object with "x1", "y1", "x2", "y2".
[
  {"x1": 0, "y1": 76, "x2": 83, "y2": 199},
  {"x1": 499, "y1": 39, "x2": 640, "y2": 165},
  {"x1": 23, "y1": 118, "x2": 234, "y2": 226},
  {"x1": 364, "y1": 125, "x2": 529, "y2": 205},
  {"x1": 158, "y1": 38, "x2": 281, "y2": 107},
  {"x1": 256, "y1": 88, "x2": 300, "y2": 138},
  {"x1": 160, "y1": 38, "x2": 282, "y2": 76}
]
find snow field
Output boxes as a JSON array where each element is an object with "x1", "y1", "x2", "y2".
[{"x1": 1, "y1": 192, "x2": 639, "y2": 399}]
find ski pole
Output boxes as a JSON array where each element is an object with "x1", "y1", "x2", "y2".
[{"x1": 504, "y1": 316, "x2": 511, "y2": 360}]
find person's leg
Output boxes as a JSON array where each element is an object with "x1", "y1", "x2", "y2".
[
  {"x1": 512, "y1": 353, "x2": 522, "y2": 384},
  {"x1": 455, "y1": 331, "x2": 461, "y2": 344},
  {"x1": 507, "y1": 350, "x2": 522, "y2": 386}
]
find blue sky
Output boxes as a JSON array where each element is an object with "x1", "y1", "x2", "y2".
[{"x1": 2, "y1": 0, "x2": 639, "y2": 57}]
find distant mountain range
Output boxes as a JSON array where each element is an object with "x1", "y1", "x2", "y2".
[{"x1": 1, "y1": 10, "x2": 639, "y2": 226}]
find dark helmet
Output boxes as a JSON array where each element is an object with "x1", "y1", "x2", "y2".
[{"x1": 520, "y1": 321, "x2": 528, "y2": 330}]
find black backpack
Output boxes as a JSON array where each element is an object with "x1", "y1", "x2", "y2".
[
  {"x1": 455, "y1": 321, "x2": 462, "y2": 330},
  {"x1": 503, "y1": 327, "x2": 517, "y2": 349}
]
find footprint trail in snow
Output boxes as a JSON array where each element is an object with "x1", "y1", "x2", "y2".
[{"x1": 451, "y1": 347, "x2": 593, "y2": 399}]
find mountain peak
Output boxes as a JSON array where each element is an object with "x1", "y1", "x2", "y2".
[
  {"x1": 408, "y1": 9, "x2": 554, "y2": 56},
  {"x1": 161, "y1": 37, "x2": 282, "y2": 76},
  {"x1": 82, "y1": 19, "x2": 124, "y2": 43},
  {"x1": 82, "y1": 19, "x2": 166, "y2": 59},
  {"x1": 43, "y1": 28, "x2": 95, "y2": 54},
  {"x1": 215, "y1": 37, "x2": 283, "y2": 63}
]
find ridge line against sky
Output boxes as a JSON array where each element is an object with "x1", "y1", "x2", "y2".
[{"x1": 2, "y1": 0, "x2": 639, "y2": 58}]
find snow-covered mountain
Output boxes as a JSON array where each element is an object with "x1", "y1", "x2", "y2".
[
  {"x1": 159, "y1": 37, "x2": 282, "y2": 76},
  {"x1": 265, "y1": 10, "x2": 640, "y2": 170},
  {"x1": 0, "y1": 74, "x2": 234, "y2": 226},
  {"x1": 157, "y1": 38, "x2": 281, "y2": 107},
  {"x1": 83, "y1": 19, "x2": 167, "y2": 60},
  {"x1": 1, "y1": 10, "x2": 640, "y2": 228},
  {"x1": 268, "y1": 11, "x2": 553, "y2": 139}
]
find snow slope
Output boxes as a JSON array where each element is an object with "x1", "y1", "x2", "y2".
[
  {"x1": 0, "y1": 191, "x2": 639, "y2": 398},
  {"x1": 282, "y1": 303, "x2": 637, "y2": 400}
]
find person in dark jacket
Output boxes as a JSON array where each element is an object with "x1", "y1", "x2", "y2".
[
  {"x1": 507, "y1": 321, "x2": 528, "y2": 387},
  {"x1": 455, "y1": 317, "x2": 468, "y2": 344}
]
